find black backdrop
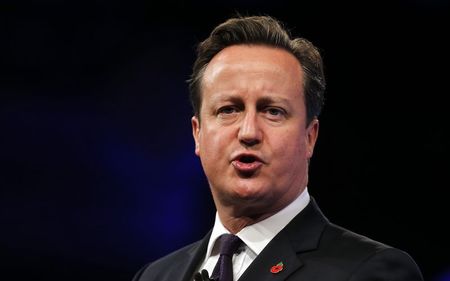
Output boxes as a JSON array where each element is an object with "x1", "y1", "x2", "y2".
[{"x1": 1, "y1": 1, "x2": 449, "y2": 280}]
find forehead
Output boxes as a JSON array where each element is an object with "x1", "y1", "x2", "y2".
[
  {"x1": 204, "y1": 44, "x2": 302, "y2": 80},
  {"x1": 201, "y1": 45, "x2": 304, "y2": 102}
]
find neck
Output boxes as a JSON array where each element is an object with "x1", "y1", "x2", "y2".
[
  {"x1": 217, "y1": 206, "x2": 280, "y2": 234},
  {"x1": 214, "y1": 186, "x2": 308, "y2": 233}
]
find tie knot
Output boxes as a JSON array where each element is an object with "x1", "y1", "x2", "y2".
[{"x1": 219, "y1": 234, "x2": 242, "y2": 257}]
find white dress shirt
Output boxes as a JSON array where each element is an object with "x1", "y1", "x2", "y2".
[{"x1": 198, "y1": 188, "x2": 310, "y2": 280}]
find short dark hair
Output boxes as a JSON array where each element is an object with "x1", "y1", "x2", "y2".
[{"x1": 188, "y1": 15, "x2": 326, "y2": 125}]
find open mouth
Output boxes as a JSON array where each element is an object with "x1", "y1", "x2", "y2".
[
  {"x1": 232, "y1": 154, "x2": 263, "y2": 176},
  {"x1": 239, "y1": 155, "x2": 257, "y2": 163}
]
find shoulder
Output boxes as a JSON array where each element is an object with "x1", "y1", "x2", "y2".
[
  {"x1": 318, "y1": 223, "x2": 424, "y2": 280},
  {"x1": 132, "y1": 240, "x2": 204, "y2": 281},
  {"x1": 322, "y1": 223, "x2": 392, "y2": 254}
]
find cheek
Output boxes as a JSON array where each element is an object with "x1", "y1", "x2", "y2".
[
  {"x1": 272, "y1": 129, "x2": 307, "y2": 160},
  {"x1": 199, "y1": 127, "x2": 228, "y2": 159}
]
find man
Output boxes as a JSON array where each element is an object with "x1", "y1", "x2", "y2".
[{"x1": 133, "y1": 15, "x2": 424, "y2": 281}]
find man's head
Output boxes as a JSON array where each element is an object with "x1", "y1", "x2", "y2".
[
  {"x1": 189, "y1": 15, "x2": 325, "y2": 126},
  {"x1": 189, "y1": 15, "x2": 326, "y2": 227}
]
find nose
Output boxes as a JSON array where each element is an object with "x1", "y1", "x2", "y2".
[{"x1": 238, "y1": 110, "x2": 262, "y2": 147}]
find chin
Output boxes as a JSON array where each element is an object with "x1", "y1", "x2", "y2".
[
  {"x1": 230, "y1": 182, "x2": 271, "y2": 202},
  {"x1": 213, "y1": 177, "x2": 273, "y2": 205}
]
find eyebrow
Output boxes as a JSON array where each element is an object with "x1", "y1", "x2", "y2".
[
  {"x1": 257, "y1": 96, "x2": 291, "y2": 106},
  {"x1": 210, "y1": 94, "x2": 291, "y2": 105}
]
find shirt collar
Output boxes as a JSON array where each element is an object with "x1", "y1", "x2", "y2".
[{"x1": 204, "y1": 188, "x2": 310, "y2": 258}]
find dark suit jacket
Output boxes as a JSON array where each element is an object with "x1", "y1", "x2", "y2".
[{"x1": 132, "y1": 198, "x2": 423, "y2": 281}]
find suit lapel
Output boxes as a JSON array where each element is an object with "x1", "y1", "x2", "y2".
[
  {"x1": 174, "y1": 230, "x2": 211, "y2": 281},
  {"x1": 238, "y1": 197, "x2": 329, "y2": 281},
  {"x1": 238, "y1": 231, "x2": 303, "y2": 281}
]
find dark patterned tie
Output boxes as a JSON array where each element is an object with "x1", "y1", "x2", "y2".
[{"x1": 210, "y1": 234, "x2": 243, "y2": 281}]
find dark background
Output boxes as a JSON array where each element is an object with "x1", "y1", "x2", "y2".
[{"x1": 1, "y1": 1, "x2": 449, "y2": 280}]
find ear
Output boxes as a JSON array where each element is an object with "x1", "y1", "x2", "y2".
[
  {"x1": 191, "y1": 116, "x2": 201, "y2": 156},
  {"x1": 306, "y1": 118, "x2": 319, "y2": 159}
]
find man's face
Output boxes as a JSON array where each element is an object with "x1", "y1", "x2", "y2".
[{"x1": 192, "y1": 45, "x2": 319, "y2": 218}]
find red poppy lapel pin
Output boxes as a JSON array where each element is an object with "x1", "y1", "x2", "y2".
[{"x1": 270, "y1": 261, "x2": 284, "y2": 274}]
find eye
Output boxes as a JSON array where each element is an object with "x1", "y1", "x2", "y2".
[
  {"x1": 265, "y1": 107, "x2": 286, "y2": 117},
  {"x1": 267, "y1": 108, "x2": 284, "y2": 116},
  {"x1": 217, "y1": 106, "x2": 239, "y2": 115}
]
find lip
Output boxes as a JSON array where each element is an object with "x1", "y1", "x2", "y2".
[
  {"x1": 231, "y1": 160, "x2": 263, "y2": 172},
  {"x1": 230, "y1": 153, "x2": 265, "y2": 173}
]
